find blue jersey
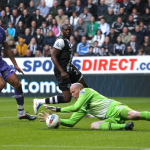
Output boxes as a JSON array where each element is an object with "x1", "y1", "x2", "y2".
[{"x1": 0, "y1": 27, "x2": 7, "y2": 58}]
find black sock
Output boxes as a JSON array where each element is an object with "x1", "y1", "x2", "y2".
[{"x1": 45, "y1": 96, "x2": 64, "y2": 104}]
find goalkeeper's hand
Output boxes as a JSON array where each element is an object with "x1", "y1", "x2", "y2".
[
  {"x1": 38, "y1": 110, "x2": 52, "y2": 122},
  {"x1": 43, "y1": 104, "x2": 61, "y2": 112}
]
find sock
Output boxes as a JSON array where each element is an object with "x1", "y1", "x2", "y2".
[
  {"x1": 38, "y1": 98, "x2": 45, "y2": 105},
  {"x1": 14, "y1": 89, "x2": 25, "y2": 116},
  {"x1": 45, "y1": 96, "x2": 64, "y2": 104},
  {"x1": 140, "y1": 112, "x2": 150, "y2": 121},
  {"x1": 99, "y1": 122, "x2": 125, "y2": 130}
]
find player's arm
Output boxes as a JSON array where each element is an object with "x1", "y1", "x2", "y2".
[
  {"x1": 60, "y1": 109, "x2": 87, "y2": 127},
  {"x1": 2, "y1": 41, "x2": 24, "y2": 75}
]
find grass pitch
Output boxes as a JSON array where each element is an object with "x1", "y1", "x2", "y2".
[{"x1": 0, "y1": 97, "x2": 150, "y2": 150}]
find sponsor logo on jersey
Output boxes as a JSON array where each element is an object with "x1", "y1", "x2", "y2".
[{"x1": 56, "y1": 42, "x2": 60, "y2": 47}]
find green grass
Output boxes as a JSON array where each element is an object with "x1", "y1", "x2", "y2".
[{"x1": 0, "y1": 97, "x2": 150, "y2": 150}]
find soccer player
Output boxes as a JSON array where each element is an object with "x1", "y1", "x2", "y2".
[
  {"x1": 33, "y1": 24, "x2": 88, "y2": 115},
  {"x1": 0, "y1": 27, "x2": 36, "y2": 120},
  {"x1": 39, "y1": 83, "x2": 150, "y2": 130}
]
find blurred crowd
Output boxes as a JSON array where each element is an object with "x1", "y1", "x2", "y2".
[{"x1": 1, "y1": 0, "x2": 150, "y2": 57}]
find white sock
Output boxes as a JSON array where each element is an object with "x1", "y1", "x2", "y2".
[
  {"x1": 38, "y1": 99, "x2": 45, "y2": 105},
  {"x1": 17, "y1": 105, "x2": 25, "y2": 117}
]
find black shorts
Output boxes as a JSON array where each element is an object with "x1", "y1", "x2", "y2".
[{"x1": 55, "y1": 67, "x2": 83, "y2": 91}]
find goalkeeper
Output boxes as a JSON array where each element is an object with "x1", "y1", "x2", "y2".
[{"x1": 39, "y1": 83, "x2": 150, "y2": 130}]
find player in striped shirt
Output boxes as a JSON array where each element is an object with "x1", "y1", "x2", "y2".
[{"x1": 39, "y1": 83, "x2": 150, "y2": 130}]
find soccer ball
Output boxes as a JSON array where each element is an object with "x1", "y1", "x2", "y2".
[{"x1": 46, "y1": 114, "x2": 60, "y2": 129}]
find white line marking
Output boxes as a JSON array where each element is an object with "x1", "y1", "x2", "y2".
[{"x1": 0, "y1": 145, "x2": 148, "y2": 149}]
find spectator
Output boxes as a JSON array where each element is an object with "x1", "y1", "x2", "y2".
[
  {"x1": 30, "y1": 20, "x2": 36, "y2": 36},
  {"x1": 77, "y1": 36, "x2": 90, "y2": 56},
  {"x1": 113, "y1": 36, "x2": 126, "y2": 55},
  {"x1": 15, "y1": 21, "x2": 25, "y2": 41},
  {"x1": 74, "y1": 52, "x2": 79, "y2": 57},
  {"x1": 134, "y1": 0, "x2": 145, "y2": 15},
  {"x1": 70, "y1": 11, "x2": 79, "y2": 27},
  {"x1": 93, "y1": 41, "x2": 100, "y2": 55},
  {"x1": 137, "y1": 49, "x2": 144, "y2": 56},
  {"x1": 145, "y1": 26, "x2": 150, "y2": 38},
  {"x1": 87, "y1": 16, "x2": 99, "y2": 40},
  {"x1": 32, "y1": 9, "x2": 45, "y2": 28},
  {"x1": 27, "y1": 1, "x2": 36, "y2": 15},
  {"x1": 35, "y1": 28, "x2": 45, "y2": 48},
  {"x1": 25, "y1": 49, "x2": 32, "y2": 57},
  {"x1": 5, "y1": 6, "x2": 11, "y2": 19},
  {"x1": 5, "y1": 29, "x2": 14, "y2": 43},
  {"x1": 44, "y1": 0, "x2": 54, "y2": 8},
  {"x1": 98, "y1": 18, "x2": 110, "y2": 35},
  {"x1": 126, "y1": 35, "x2": 140, "y2": 54},
  {"x1": 108, "y1": 27, "x2": 117, "y2": 44},
  {"x1": 112, "y1": 17, "x2": 124, "y2": 35},
  {"x1": 102, "y1": 36, "x2": 113, "y2": 55},
  {"x1": 21, "y1": 28, "x2": 33, "y2": 45},
  {"x1": 72, "y1": 0, "x2": 84, "y2": 16},
  {"x1": 9, "y1": 39, "x2": 16, "y2": 51},
  {"x1": 16, "y1": 38, "x2": 28, "y2": 57},
  {"x1": 13, "y1": 48, "x2": 20, "y2": 57},
  {"x1": 117, "y1": 7, "x2": 127, "y2": 23},
  {"x1": 120, "y1": 0, "x2": 133, "y2": 15},
  {"x1": 20, "y1": 9, "x2": 32, "y2": 28},
  {"x1": 43, "y1": 45, "x2": 52, "y2": 57},
  {"x1": 49, "y1": 18, "x2": 61, "y2": 37},
  {"x1": 46, "y1": 14, "x2": 53, "y2": 26},
  {"x1": 133, "y1": 25, "x2": 144, "y2": 44},
  {"x1": 8, "y1": 0, "x2": 19, "y2": 10},
  {"x1": 7, "y1": 22, "x2": 15, "y2": 38},
  {"x1": 18, "y1": 0, "x2": 30, "y2": 8},
  {"x1": 73, "y1": 30, "x2": 81, "y2": 43},
  {"x1": 74, "y1": 18, "x2": 88, "y2": 37},
  {"x1": 131, "y1": 7, "x2": 140, "y2": 24},
  {"x1": 70, "y1": 0, "x2": 76, "y2": 7},
  {"x1": 104, "y1": 8, "x2": 116, "y2": 27},
  {"x1": 142, "y1": 8, "x2": 150, "y2": 26},
  {"x1": 99, "y1": 46, "x2": 107, "y2": 56},
  {"x1": 125, "y1": 15, "x2": 137, "y2": 33},
  {"x1": 0, "y1": 21, "x2": 2, "y2": 28},
  {"x1": 145, "y1": 0, "x2": 150, "y2": 10},
  {"x1": 84, "y1": 46, "x2": 97, "y2": 56},
  {"x1": 142, "y1": 36, "x2": 150, "y2": 55},
  {"x1": 37, "y1": 0, "x2": 50, "y2": 18},
  {"x1": 63, "y1": 0, "x2": 72, "y2": 18},
  {"x1": 10, "y1": 9, "x2": 21, "y2": 27},
  {"x1": 31, "y1": 0, "x2": 41, "y2": 8},
  {"x1": 35, "y1": 50, "x2": 43, "y2": 57},
  {"x1": 79, "y1": 7, "x2": 92, "y2": 24},
  {"x1": 28, "y1": 37, "x2": 38, "y2": 56},
  {"x1": 97, "y1": 0, "x2": 108, "y2": 20},
  {"x1": 92, "y1": 29, "x2": 105, "y2": 47},
  {"x1": 55, "y1": 9, "x2": 67, "y2": 27},
  {"x1": 70, "y1": 35, "x2": 78, "y2": 53},
  {"x1": 40, "y1": 21, "x2": 50, "y2": 36},
  {"x1": 44, "y1": 30, "x2": 56, "y2": 47},
  {"x1": 18, "y1": 3, "x2": 25, "y2": 15},
  {"x1": 0, "y1": 0, "x2": 7, "y2": 11},
  {"x1": 0, "y1": 10, "x2": 9, "y2": 29},
  {"x1": 49, "y1": 0, "x2": 61, "y2": 18},
  {"x1": 119, "y1": 26, "x2": 131, "y2": 44},
  {"x1": 109, "y1": 0, "x2": 120, "y2": 15},
  {"x1": 86, "y1": 0, "x2": 97, "y2": 18},
  {"x1": 139, "y1": 21, "x2": 147, "y2": 33},
  {"x1": 125, "y1": 45, "x2": 136, "y2": 55}
]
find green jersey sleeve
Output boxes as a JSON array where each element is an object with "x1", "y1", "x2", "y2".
[
  {"x1": 61, "y1": 89, "x2": 92, "y2": 113},
  {"x1": 60, "y1": 109, "x2": 87, "y2": 127}
]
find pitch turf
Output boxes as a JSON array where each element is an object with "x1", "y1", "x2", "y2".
[{"x1": 0, "y1": 97, "x2": 150, "y2": 150}]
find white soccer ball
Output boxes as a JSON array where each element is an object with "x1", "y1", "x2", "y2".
[{"x1": 46, "y1": 114, "x2": 60, "y2": 129}]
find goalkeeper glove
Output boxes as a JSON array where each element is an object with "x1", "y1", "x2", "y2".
[
  {"x1": 43, "y1": 104, "x2": 61, "y2": 112},
  {"x1": 38, "y1": 110, "x2": 52, "y2": 122}
]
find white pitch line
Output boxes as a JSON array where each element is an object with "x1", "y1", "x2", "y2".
[{"x1": 0, "y1": 145, "x2": 148, "y2": 149}]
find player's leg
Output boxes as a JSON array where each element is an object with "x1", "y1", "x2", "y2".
[
  {"x1": 91, "y1": 120, "x2": 134, "y2": 130},
  {"x1": 78, "y1": 77, "x2": 88, "y2": 88},
  {"x1": 0, "y1": 75, "x2": 5, "y2": 92},
  {"x1": 6, "y1": 73, "x2": 36, "y2": 120}
]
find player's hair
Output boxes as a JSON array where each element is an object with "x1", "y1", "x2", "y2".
[
  {"x1": 61, "y1": 24, "x2": 71, "y2": 30},
  {"x1": 73, "y1": 83, "x2": 84, "y2": 89}
]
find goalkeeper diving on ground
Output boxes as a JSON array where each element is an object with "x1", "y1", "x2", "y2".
[{"x1": 38, "y1": 83, "x2": 150, "y2": 130}]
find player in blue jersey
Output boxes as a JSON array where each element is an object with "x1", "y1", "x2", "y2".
[{"x1": 0, "y1": 27, "x2": 36, "y2": 120}]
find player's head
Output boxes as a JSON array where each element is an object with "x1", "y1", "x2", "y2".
[
  {"x1": 62, "y1": 24, "x2": 71, "y2": 39},
  {"x1": 70, "y1": 83, "x2": 84, "y2": 100}
]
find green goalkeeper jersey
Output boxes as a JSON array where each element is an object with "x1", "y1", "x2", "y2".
[{"x1": 61, "y1": 88, "x2": 114, "y2": 120}]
